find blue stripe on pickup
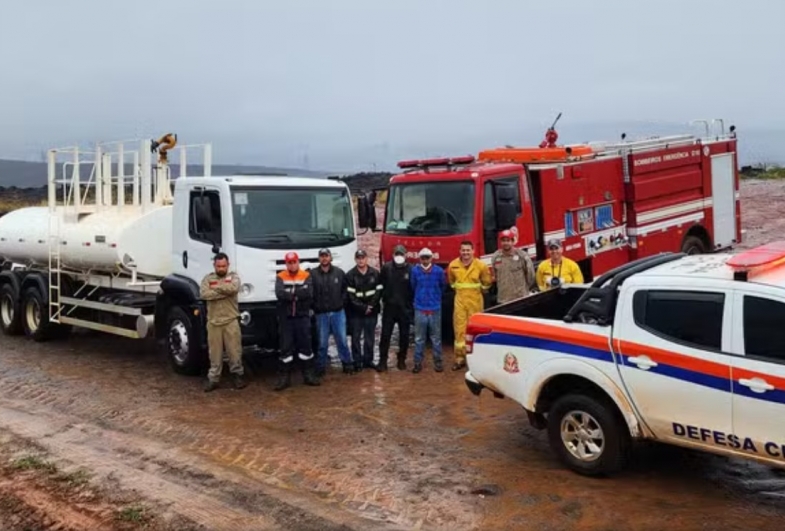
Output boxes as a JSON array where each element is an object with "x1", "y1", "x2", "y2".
[{"x1": 474, "y1": 331, "x2": 785, "y2": 404}]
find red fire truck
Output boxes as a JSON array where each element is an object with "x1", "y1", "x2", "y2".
[{"x1": 378, "y1": 120, "x2": 741, "y2": 339}]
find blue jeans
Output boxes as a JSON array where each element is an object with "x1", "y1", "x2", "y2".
[
  {"x1": 315, "y1": 310, "x2": 352, "y2": 370},
  {"x1": 414, "y1": 309, "x2": 442, "y2": 365}
]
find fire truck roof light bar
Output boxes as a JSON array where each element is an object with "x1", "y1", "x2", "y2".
[
  {"x1": 726, "y1": 241, "x2": 785, "y2": 282},
  {"x1": 397, "y1": 155, "x2": 476, "y2": 170}
]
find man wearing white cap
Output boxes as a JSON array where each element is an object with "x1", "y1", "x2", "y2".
[{"x1": 408, "y1": 247, "x2": 446, "y2": 373}]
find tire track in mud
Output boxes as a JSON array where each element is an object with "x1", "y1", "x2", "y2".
[
  {"x1": 0, "y1": 353, "x2": 481, "y2": 530},
  {"x1": 0, "y1": 399, "x2": 403, "y2": 531}
]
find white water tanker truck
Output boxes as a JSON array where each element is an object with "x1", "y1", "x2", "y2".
[{"x1": 0, "y1": 135, "x2": 377, "y2": 374}]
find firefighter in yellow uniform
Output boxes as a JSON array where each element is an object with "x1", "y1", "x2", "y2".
[
  {"x1": 448, "y1": 241, "x2": 492, "y2": 371},
  {"x1": 536, "y1": 239, "x2": 584, "y2": 291}
]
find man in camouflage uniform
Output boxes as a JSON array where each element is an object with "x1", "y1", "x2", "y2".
[
  {"x1": 491, "y1": 229, "x2": 536, "y2": 304},
  {"x1": 200, "y1": 252, "x2": 246, "y2": 392}
]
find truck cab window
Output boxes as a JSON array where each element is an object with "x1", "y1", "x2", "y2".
[
  {"x1": 633, "y1": 290, "x2": 724, "y2": 351},
  {"x1": 483, "y1": 176, "x2": 522, "y2": 253},
  {"x1": 743, "y1": 295, "x2": 785, "y2": 362},
  {"x1": 189, "y1": 191, "x2": 222, "y2": 246}
]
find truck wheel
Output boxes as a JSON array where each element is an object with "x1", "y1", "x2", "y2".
[
  {"x1": 0, "y1": 283, "x2": 23, "y2": 336},
  {"x1": 166, "y1": 306, "x2": 206, "y2": 376},
  {"x1": 21, "y1": 286, "x2": 53, "y2": 342},
  {"x1": 547, "y1": 393, "x2": 630, "y2": 477},
  {"x1": 681, "y1": 235, "x2": 707, "y2": 255}
]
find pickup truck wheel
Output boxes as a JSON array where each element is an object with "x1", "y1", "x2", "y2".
[
  {"x1": 547, "y1": 393, "x2": 630, "y2": 477},
  {"x1": 166, "y1": 306, "x2": 206, "y2": 376},
  {"x1": 0, "y1": 283, "x2": 23, "y2": 336}
]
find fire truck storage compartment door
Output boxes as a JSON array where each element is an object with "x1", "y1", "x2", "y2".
[{"x1": 710, "y1": 153, "x2": 736, "y2": 249}]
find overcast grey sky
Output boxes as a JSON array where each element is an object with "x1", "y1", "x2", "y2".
[{"x1": 1, "y1": 0, "x2": 783, "y2": 171}]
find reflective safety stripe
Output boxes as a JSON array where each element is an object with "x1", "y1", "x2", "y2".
[
  {"x1": 281, "y1": 355, "x2": 294, "y2": 363},
  {"x1": 376, "y1": 284, "x2": 383, "y2": 290},
  {"x1": 346, "y1": 287, "x2": 357, "y2": 293},
  {"x1": 363, "y1": 290, "x2": 376, "y2": 297},
  {"x1": 298, "y1": 352, "x2": 314, "y2": 361},
  {"x1": 282, "y1": 280, "x2": 305, "y2": 286},
  {"x1": 453, "y1": 282, "x2": 482, "y2": 289}
]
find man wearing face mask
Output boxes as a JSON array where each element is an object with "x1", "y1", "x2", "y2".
[{"x1": 378, "y1": 244, "x2": 413, "y2": 371}]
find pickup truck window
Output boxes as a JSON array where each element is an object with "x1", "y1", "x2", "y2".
[
  {"x1": 743, "y1": 295, "x2": 785, "y2": 362},
  {"x1": 633, "y1": 290, "x2": 724, "y2": 351}
]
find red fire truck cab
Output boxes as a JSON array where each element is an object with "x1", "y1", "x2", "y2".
[{"x1": 380, "y1": 123, "x2": 741, "y2": 337}]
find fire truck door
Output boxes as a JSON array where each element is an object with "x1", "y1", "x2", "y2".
[{"x1": 711, "y1": 153, "x2": 736, "y2": 249}]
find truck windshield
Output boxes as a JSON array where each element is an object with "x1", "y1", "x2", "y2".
[
  {"x1": 231, "y1": 186, "x2": 355, "y2": 249},
  {"x1": 385, "y1": 181, "x2": 475, "y2": 235}
]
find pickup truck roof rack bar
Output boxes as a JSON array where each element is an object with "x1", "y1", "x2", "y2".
[{"x1": 563, "y1": 252, "x2": 685, "y2": 326}]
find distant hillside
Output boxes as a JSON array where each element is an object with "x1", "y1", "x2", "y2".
[{"x1": 0, "y1": 159, "x2": 329, "y2": 188}]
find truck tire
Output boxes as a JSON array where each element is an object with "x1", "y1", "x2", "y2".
[
  {"x1": 0, "y1": 283, "x2": 23, "y2": 336},
  {"x1": 681, "y1": 235, "x2": 707, "y2": 255},
  {"x1": 21, "y1": 286, "x2": 54, "y2": 342},
  {"x1": 546, "y1": 393, "x2": 631, "y2": 477},
  {"x1": 165, "y1": 306, "x2": 206, "y2": 376}
]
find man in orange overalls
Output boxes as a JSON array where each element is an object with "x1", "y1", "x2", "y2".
[{"x1": 448, "y1": 241, "x2": 492, "y2": 371}]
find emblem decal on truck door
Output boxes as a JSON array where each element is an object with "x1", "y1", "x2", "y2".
[{"x1": 503, "y1": 353, "x2": 519, "y2": 373}]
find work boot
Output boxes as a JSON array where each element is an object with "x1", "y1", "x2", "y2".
[
  {"x1": 315, "y1": 365, "x2": 326, "y2": 378},
  {"x1": 342, "y1": 362, "x2": 356, "y2": 375},
  {"x1": 434, "y1": 360, "x2": 444, "y2": 373},
  {"x1": 273, "y1": 364, "x2": 292, "y2": 391},
  {"x1": 203, "y1": 380, "x2": 219, "y2": 393},
  {"x1": 413, "y1": 363, "x2": 423, "y2": 374},
  {"x1": 375, "y1": 356, "x2": 388, "y2": 373},
  {"x1": 354, "y1": 361, "x2": 363, "y2": 373},
  {"x1": 302, "y1": 361, "x2": 321, "y2": 387},
  {"x1": 396, "y1": 355, "x2": 407, "y2": 371},
  {"x1": 363, "y1": 359, "x2": 374, "y2": 370},
  {"x1": 232, "y1": 374, "x2": 247, "y2": 390},
  {"x1": 451, "y1": 361, "x2": 466, "y2": 371}
]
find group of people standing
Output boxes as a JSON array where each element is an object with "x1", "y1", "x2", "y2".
[{"x1": 199, "y1": 230, "x2": 584, "y2": 392}]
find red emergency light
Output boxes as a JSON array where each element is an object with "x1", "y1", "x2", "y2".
[{"x1": 726, "y1": 241, "x2": 785, "y2": 281}]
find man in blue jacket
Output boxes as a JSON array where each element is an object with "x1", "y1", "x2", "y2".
[{"x1": 409, "y1": 247, "x2": 446, "y2": 373}]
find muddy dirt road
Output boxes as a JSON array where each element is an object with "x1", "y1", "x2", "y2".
[{"x1": 2, "y1": 178, "x2": 785, "y2": 531}]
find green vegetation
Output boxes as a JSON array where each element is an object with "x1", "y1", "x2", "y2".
[
  {"x1": 53, "y1": 468, "x2": 91, "y2": 487},
  {"x1": 116, "y1": 505, "x2": 150, "y2": 525},
  {"x1": 12, "y1": 455, "x2": 58, "y2": 474},
  {"x1": 740, "y1": 164, "x2": 785, "y2": 180}
]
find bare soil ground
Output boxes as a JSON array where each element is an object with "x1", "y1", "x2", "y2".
[{"x1": 0, "y1": 178, "x2": 784, "y2": 531}]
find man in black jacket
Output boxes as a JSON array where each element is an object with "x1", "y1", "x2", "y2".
[
  {"x1": 378, "y1": 244, "x2": 413, "y2": 371},
  {"x1": 310, "y1": 248, "x2": 354, "y2": 376},
  {"x1": 274, "y1": 251, "x2": 320, "y2": 391},
  {"x1": 345, "y1": 249, "x2": 381, "y2": 372}
]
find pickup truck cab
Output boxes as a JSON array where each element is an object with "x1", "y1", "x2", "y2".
[{"x1": 464, "y1": 242, "x2": 785, "y2": 476}]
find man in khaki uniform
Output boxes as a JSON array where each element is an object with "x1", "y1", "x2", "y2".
[
  {"x1": 491, "y1": 229, "x2": 536, "y2": 303},
  {"x1": 200, "y1": 252, "x2": 246, "y2": 392}
]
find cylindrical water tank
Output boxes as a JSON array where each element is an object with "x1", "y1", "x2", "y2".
[{"x1": 0, "y1": 206, "x2": 173, "y2": 278}]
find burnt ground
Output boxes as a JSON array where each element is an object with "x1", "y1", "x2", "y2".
[{"x1": 0, "y1": 178, "x2": 784, "y2": 531}]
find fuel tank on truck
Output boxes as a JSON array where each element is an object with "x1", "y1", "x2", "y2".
[{"x1": 0, "y1": 205, "x2": 173, "y2": 278}]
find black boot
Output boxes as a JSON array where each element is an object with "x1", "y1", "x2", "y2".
[
  {"x1": 354, "y1": 361, "x2": 363, "y2": 373},
  {"x1": 302, "y1": 360, "x2": 321, "y2": 387},
  {"x1": 233, "y1": 374, "x2": 247, "y2": 389},
  {"x1": 342, "y1": 362, "x2": 356, "y2": 375},
  {"x1": 396, "y1": 354, "x2": 407, "y2": 371},
  {"x1": 273, "y1": 362, "x2": 292, "y2": 391},
  {"x1": 375, "y1": 356, "x2": 388, "y2": 373},
  {"x1": 203, "y1": 379, "x2": 219, "y2": 392}
]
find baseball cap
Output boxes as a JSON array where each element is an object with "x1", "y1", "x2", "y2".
[
  {"x1": 318, "y1": 248, "x2": 331, "y2": 256},
  {"x1": 284, "y1": 251, "x2": 299, "y2": 263},
  {"x1": 500, "y1": 229, "x2": 514, "y2": 240},
  {"x1": 355, "y1": 249, "x2": 367, "y2": 258},
  {"x1": 546, "y1": 239, "x2": 562, "y2": 250},
  {"x1": 418, "y1": 247, "x2": 433, "y2": 258},
  {"x1": 393, "y1": 244, "x2": 406, "y2": 256}
]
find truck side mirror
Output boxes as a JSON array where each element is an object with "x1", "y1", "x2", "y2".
[
  {"x1": 493, "y1": 183, "x2": 517, "y2": 230},
  {"x1": 357, "y1": 193, "x2": 377, "y2": 231}
]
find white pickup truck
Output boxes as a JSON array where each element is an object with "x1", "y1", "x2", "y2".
[{"x1": 465, "y1": 243, "x2": 785, "y2": 476}]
